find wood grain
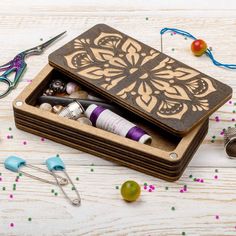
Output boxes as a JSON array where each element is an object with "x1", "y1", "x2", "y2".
[{"x1": 1, "y1": 0, "x2": 236, "y2": 235}]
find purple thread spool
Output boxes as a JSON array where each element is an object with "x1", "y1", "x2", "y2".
[{"x1": 85, "y1": 104, "x2": 152, "y2": 144}]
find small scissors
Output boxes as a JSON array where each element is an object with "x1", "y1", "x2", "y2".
[{"x1": 0, "y1": 31, "x2": 66, "y2": 99}]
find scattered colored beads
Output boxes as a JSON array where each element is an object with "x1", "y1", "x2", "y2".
[
  {"x1": 215, "y1": 215, "x2": 220, "y2": 220},
  {"x1": 23, "y1": 141, "x2": 27, "y2": 145},
  {"x1": 28, "y1": 217, "x2": 32, "y2": 222},
  {"x1": 182, "y1": 232, "x2": 186, "y2": 236},
  {"x1": 116, "y1": 186, "x2": 119, "y2": 190},
  {"x1": 145, "y1": 17, "x2": 149, "y2": 20},
  {"x1": 51, "y1": 189, "x2": 54, "y2": 193},
  {"x1": 76, "y1": 177, "x2": 79, "y2": 181},
  {"x1": 171, "y1": 206, "x2": 175, "y2": 211},
  {"x1": 165, "y1": 186, "x2": 169, "y2": 190},
  {"x1": 10, "y1": 223, "x2": 14, "y2": 227},
  {"x1": 9, "y1": 127, "x2": 12, "y2": 131},
  {"x1": 214, "y1": 175, "x2": 218, "y2": 180},
  {"x1": 211, "y1": 135, "x2": 216, "y2": 143},
  {"x1": 90, "y1": 168, "x2": 94, "y2": 172},
  {"x1": 41, "y1": 137, "x2": 45, "y2": 142},
  {"x1": 143, "y1": 183, "x2": 156, "y2": 192},
  {"x1": 9, "y1": 194, "x2": 13, "y2": 199},
  {"x1": 2, "y1": 187, "x2": 6, "y2": 191},
  {"x1": 54, "y1": 192, "x2": 58, "y2": 196}
]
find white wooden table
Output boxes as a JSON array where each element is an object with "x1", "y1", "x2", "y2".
[{"x1": 1, "y1": 1, "x2": 236, "y2": 235}]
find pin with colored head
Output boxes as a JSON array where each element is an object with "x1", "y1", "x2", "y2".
[{"x1": 4, "y1": 156, "x2": 68, "y2": 185}]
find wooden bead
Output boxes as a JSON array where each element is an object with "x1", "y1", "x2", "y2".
[
  {"x1": 39, "y1": 103, "x2": 52, "y2": 112},
  {"x1": 69, "y1": 90, "x2": 88, "y2": 99},
  {"x1": 191, "y1": 39, "x2": 207, "y2": 56},
  {"x1": 52, "y1": 105, "x2": 64, "y2": 114},
  {"x1": 77, "y1": 117, "x2": 92, "y2": 126}
]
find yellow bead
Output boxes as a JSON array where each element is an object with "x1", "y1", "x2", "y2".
[{"x1": 121, "y1": 180, "x2": 141, "y2": 202}]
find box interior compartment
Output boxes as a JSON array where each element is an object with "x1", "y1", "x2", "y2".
[{"x1": 25, "y1": 68, "x2": 182, "y2": 152}]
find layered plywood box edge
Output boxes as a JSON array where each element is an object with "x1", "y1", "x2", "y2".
[{"x1": 13, "y1": 64, "x2": 209, "y2": 181}]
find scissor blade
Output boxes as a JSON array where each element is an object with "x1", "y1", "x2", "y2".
[
  {"x1": 23, "y1": 31, "x2": 66, "y2": 55},
  {"x1": 39, "y1": 31, "x2": 67, "y2": 50}
]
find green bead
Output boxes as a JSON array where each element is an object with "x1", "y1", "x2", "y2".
[
  {"x1": 76, "y1": 177, "x2": 79, "y2": 181},
  {"x1": 28, "y1": 217, "x2": 32, "y2": 222},
  {"x1": 171, "y1": 206, "x2": 175, "y2": 211},
  {"x1": 121, "y1": 180, "x2": 141, "y2": 202}
]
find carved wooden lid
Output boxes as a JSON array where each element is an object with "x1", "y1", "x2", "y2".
[{"x1": 49, "y1": 24, "x2": 232, "y2": 136}]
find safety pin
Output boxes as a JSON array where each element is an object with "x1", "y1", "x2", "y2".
[
  {"x1": 46, "y1": 156, "x2": 81, "y2": 206},
  {"x1": 4, "y1": 156, "x2": 68, "y2": 186}
]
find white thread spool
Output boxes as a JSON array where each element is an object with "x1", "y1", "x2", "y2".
[{"x1": 85, "y1": 104, "x2": 152, "y2": 144}]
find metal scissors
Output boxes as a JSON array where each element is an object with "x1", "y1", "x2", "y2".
[{"x1": 0, "y1": 31, "x2": 66, "y2": 99}]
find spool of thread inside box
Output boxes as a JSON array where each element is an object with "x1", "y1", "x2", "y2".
[{"x1": 85, "y1": 104, "x2": 152, "y2": 145}]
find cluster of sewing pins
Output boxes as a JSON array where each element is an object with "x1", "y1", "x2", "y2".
[
  {"x1": 4, "y1": 156, "x2": 81, "y2": 206},
  {"x1": 37, "y1": 78, "x2": 152, "y2": 144}
]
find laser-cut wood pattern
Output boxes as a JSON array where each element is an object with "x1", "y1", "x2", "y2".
[{"x1": 49, "y1": 24, "x2": 232, "y2": 136}]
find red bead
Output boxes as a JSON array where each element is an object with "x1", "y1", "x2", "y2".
[{"x1": 191, "y1": 39, "x2": 207, "y2": 56}]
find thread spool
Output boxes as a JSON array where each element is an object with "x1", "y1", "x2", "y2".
[
  {"x1": 58, "y1": 101, "x2": 84, "y2": 120},
  {"x1": 85, "y1": 104, "x2": 152, "y2": 144}
]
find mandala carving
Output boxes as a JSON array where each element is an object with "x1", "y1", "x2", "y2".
[{"x1": 64, "y1": 31, "x2": 216, "y2": 120}]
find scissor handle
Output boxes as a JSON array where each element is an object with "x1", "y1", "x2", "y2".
[{"x1": 0, "y1": 53, "x2": 27, "y2": 98}]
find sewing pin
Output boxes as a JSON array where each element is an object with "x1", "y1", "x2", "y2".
[
  {"x1": 46, "y1": 156, "x2": 81, "y2": 206},
  {"x1": 4, "y1": 156, "x2": 68, "y2": 185}
]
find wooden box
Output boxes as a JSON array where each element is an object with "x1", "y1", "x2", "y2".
[{"x1": 13, "y1": 24, "x2": 232, "y2": 181}]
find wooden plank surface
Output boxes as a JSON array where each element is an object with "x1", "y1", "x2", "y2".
[{"x1": 0, "y1": 0, "x2": 236, "y2": 235}]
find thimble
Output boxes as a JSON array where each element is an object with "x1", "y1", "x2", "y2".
[
  {"x1": 58, "y1": 101, "x2": 84, "y2": 120},
  {"x1": 224, "y1": 127, "x2": 236, "y2": 159}
]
